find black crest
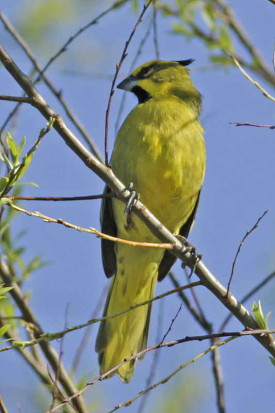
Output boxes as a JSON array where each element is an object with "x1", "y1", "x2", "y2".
[{"x1": 176, "y1": 59, "x2": 195, "y2": 66}]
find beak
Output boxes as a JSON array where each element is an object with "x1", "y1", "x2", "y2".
[{"x1": 117, "y1": 75, "x2": 137, "y2": 91}]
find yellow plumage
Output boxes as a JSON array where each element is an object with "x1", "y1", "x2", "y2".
[{"x1": 96, "y1": 60, "x2": 206, "y2": 382}]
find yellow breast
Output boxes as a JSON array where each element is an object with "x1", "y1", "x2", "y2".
[{"x1": 111, "y1": 97, "x2": 206, "y2": 238}]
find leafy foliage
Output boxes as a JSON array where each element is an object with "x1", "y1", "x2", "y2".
[{"x1": 0, "y1": 133, "x2": 37, "y2": 200}]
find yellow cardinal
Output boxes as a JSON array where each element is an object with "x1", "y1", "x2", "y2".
[{"x1": 96, "y1": 60, "x2": 206, "y2": 382}]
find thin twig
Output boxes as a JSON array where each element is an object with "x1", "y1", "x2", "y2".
[
  {"x1": 137, "y1": 302, "x2": 164, "y2": 413},
  {"x1": 70, "y1": 284, "x2": 107, "y2": 375},
  {"x1": 169, "y1": 272, "x2": 210, "y2": 330},
  {"x1": 6, "y1": 202, "x2": 174, "y2": 250},
  {"x1": 36, "y1": 0, "x2": 129, "y2": 82},
  {"x1": 157, "y1": 2, "x2": 275, "y2": 86},
  {"x1": 0, "y1": 95, "x2": 33, "y2": 104},
  {"x1": 220, "y1": 270, "x2": 275, "y2": 331},
  {"x1": 104, "y1": 0, "x2": 153, "y2": 164},
  {"x1": 230, "y1": 121, "x2": 275, "y2": 129},
  {"x1": 152, "y1": 0, "x2": 160, "y2": 59},
  {"x1": 159, "y1": 304, "x2": 182, "y2": 345},
  {"x1": 48, "y1": 326, "x2": 275, "y2": 412},
  {"x1": 170, "y1": 271, "x2": 225, "y2": 412},
  {"x1": 227, "y1": 210, "x2": 268, "y2": 295},
  {"x1": 114, "y1": 15, "x2": 153, "y2": 133},
  {"x1": 1, "y1": 119, "x2": 54, "y2": 198},
  {"x1": 49, "y1": 305, "x2": 70, "y2": 412},
  {"x1": 0, "y1": 396, "x2": 8, "y2": 413},
  {"x1": 0, "y1": 282, "x2": 202, "y2": 352},
  {"x1": 210, "y1": 337, "x2": 225, "y2": 413},
  {"x1": 184, "y1": 266, "x2": 210, "y2": 329},
  {"x1": 106, "y1": 337, "x2": 236, "y2": 413},
  {"x1": 0, "y1": 11, "x2": 104, "y2": 159},
  {"x1": 3, "y1": 193, "x2": 112, "y2": 202},
  {"x1": 213, "y1": 0, "x2": 275, "y2": 86},
  {"x1": 232, "y1": 56, "x2": 275, "y2": 102}
]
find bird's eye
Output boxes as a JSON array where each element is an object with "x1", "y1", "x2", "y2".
[{"x1": 137, "y1": 65, "x2": 154, "y2": 79}]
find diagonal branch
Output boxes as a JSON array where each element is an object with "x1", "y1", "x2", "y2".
[
  {"x1": 5, "y1": 201, "x2": 174, "y2": 250},
  {"x1": 106, "y1": 338, "x2": 235, "y2": 413},
  {"x1": 0, "y1": 261, "x2": 88, "y2": 413},
  {"x1": 0, "y1": 42, "x2": 274, "y2": 360},
  {"x1": 232, "y1": 56, "x2": 275, "y2": 102},
  {"x1": 51, "y1": 328, "x2": 275, "y2": 412},
  {"x1": 0, "y1": 11, "x2": 102, "y2": 160},
  {"x1": 0, "y1": 281, "x2": 202, "y2": 352},
  {"x1": 230, "y1": 122, "x2": 275, "y2": 129}
]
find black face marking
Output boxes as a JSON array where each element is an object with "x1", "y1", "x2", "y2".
[
  {"x1": 131, "y1": 86, "x2": 152, "y2": 104},
  {"x1": 176, "y1": 59, "x2": 195, "y2": 67},
  {"x1": 136, "y1": 64, "x2": 155, "y2": 79}
]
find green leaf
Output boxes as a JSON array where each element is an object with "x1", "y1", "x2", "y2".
[
  {"x1": 0, "y1": 152, "x2": 13, "y2": 170},
  {"x1": 6, "y1": 133, "x2": 19, "y2": 162},
  {"x1": 0, "y1": 324, "x2": 11, "y2": 338},
  {"x1": 47, "y1": 116, "x2": 56, "y2": 129},
  {"x1": 201, "y1": 2, "x2": 217, "y2": 29},
  {"x1": 209, "y1": 55, "x2": 232, "y2": 66},
  {"x1": 0, "y1": 176, "x2": 9, "y2": 192},
  {"x1": 131, "y1": 0, "x2": 139, "y2": 13},
  {"x1": 18, "y1": 136, "x2": 27, "y2": 159},
  {"x1": 0, "y1": 198, "x2": 9, "y2": 206},
  {"x1": 252, "y1": 301, "x2": 271, "y2": 329},
  {"x1": 13, "y1": 181, "x2": 39, "y2": 187},
  {"x1": 0, "y1": 285, "x2": 14, "y2": 299},
  {"x1": 15, "y1": 153, "x2": 34, "y2": 181},
  {"x1": 218, "y1": 26, "x2": 233, "y2": 51},
  {"x1": 269, "y1": 357, "x2": 275, "y2": 366},
  {"x1": 171, "y1": 23, "x2": 193, "y2": 38}
]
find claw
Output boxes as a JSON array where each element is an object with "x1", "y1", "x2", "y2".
[
  {"x1": 177, "y1": 235, "x2": 202, "y2": 277},
  {"x1": 124, "y1": 183, "x2": 139, "y2": 229}
]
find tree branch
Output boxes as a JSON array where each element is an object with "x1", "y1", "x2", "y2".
[
  {"x1": 5, "y1": 202, "x2": 174, "y2": 250},
  {"x1": 51, "y1": 329, "x2": 275, "y2": 413},
  {"x1": 0, "y1": 42, "x2": 275, "y2": 359},
  {"x1": 0, "y1": 261, "x2": 88, "y2": 413},
  {"x1": 0, "y1": 281, "x2": 202, "y2": 352},
  {"x1": 0, "y1": 11, "x2": 102, "y2": 160},
  {"x1": 232, "y1": 56, "x2": 275, "y2": 102},
  {"x1": 230, "y1": 122, "x2": 275, "y2": 129}
]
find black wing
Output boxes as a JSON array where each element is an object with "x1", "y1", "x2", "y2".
[
  {"x1": 157, "y1": 191, "x2": 201, "y2": 281},
  {"x1": 101, "y1": 186, "x2": 117, "y2": 278}
]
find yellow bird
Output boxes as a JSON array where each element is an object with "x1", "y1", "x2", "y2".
[{"x1": 96, "y1": 60, "x2": 206, "y2": 382}]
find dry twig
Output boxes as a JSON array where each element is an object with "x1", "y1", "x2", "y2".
[
  {"x1": 227, "y1": 210, "x2": 268, "y2": 295},
  {"x1": 104, "y1": 0, "x2": 153, "y2": 164},
  {"x1": 230, "y1": 121, "x2": 275, "y2": 129},
  {"x1": 232, "y1": 57, "x2": 275, "y2": 102}
]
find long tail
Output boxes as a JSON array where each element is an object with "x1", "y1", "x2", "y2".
[{"x1": 95, "y1": 268, "x2": 157, "y2": 383}]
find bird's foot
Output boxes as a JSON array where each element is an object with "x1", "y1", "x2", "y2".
[
  {"x1": 124, "y1": 183, "x2": 139, "y2": 229},
  {"x1": 177, "y1": 235, "x2": 202, "y2": 276}
]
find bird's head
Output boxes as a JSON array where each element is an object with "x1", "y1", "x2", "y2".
[{"x1": 117, "y1": 59, "x2": 201, "y2": 109}]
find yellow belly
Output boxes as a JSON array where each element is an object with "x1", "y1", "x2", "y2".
[{"x1": 111, "y1": 97, "x2": 206, "y2": 240}]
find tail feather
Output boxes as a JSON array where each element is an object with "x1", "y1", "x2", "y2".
[{"x1": 96, "y1": 270, "x2": 157, "y2": 383}]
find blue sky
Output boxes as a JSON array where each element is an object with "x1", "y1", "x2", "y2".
[{"x1": 1, "y1": 1, "x2": 275, "y2": 412}]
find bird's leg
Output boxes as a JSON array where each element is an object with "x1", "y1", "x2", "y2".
[{"x1": 124, "y1": 183, "x2": 140, "y2": 229}]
